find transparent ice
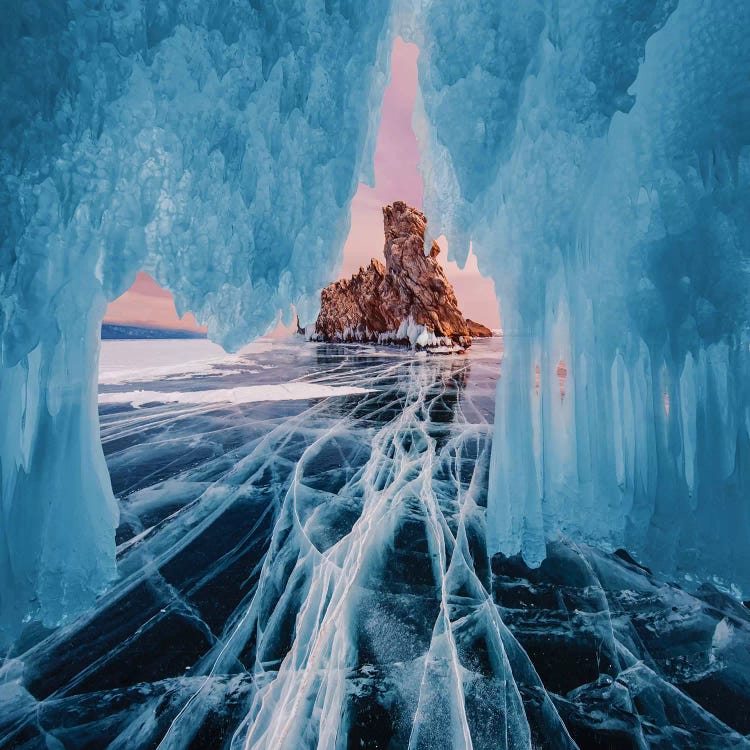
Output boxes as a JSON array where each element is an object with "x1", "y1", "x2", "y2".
[{"x1": 2, "y1": 339, "x2": 747, "y2": 748}]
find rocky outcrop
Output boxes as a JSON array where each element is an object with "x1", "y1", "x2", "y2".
[
  {"x1": 310, "y1": 201, "x2": 488, "y2": 351},
  {"x1": 466, "y1": 319, "x2": 493, "y2": 337}
]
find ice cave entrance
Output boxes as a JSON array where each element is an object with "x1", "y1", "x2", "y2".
[
  {"x1": 94, "y1": 33, "x2": 506, "y2": 568},
  {"x1": 5, "y1": 5, "x2": 750, "y2": 743},
  {"x1": 95, "y1": 34, "x2": 572, "y2": 480}
]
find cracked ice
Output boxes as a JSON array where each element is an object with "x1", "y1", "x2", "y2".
[{"x1": 1, "y1": 339, "x2": 749, "y2": 748}]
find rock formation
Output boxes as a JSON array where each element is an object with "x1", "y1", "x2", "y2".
[
  {"x1": 466, "y1": 319, "x2": 493, "y2": 338},
  {"x1": 309, "y1": 201, "x2": 489, "y2": 351}
]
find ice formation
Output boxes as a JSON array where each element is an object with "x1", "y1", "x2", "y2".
[
  {"x1": 2, "y1": 0, "x2": 749, "y2": 651},
  {"x1": 413, "y1": 0, "x2": 750, "y2": 589},
  {"x1": 1, "y1": 2, "x2": 394, "y2": 636},
  {"x1": 309, "y1": 315, "x2": 466, "y2": 350}
]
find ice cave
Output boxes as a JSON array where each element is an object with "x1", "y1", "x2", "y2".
[{"x1": 1, "y1": 0, "x2": 749, "y2": 748}]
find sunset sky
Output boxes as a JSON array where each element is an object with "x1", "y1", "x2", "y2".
[{"x1": 104, "y1": 39, "x2": 500, "y2": 333}]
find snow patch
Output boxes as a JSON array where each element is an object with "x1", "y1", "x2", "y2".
[
  {"x1": 309, "y1": 315, "x2": 466, "y2": 352},
  {"x1": 99, "y1": 383, "x2": 372, "y2": 408}
]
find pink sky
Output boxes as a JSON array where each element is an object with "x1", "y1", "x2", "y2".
[
  {"x1": 105, "y1": 271, "x2": 205, "y2": 331},
  {"x1": 105, "y1": 38, "x2": 500, "y2": 333}
]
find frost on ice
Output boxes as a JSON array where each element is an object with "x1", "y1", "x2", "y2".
[
  {"x1": 0, "y1": 1, "x2": 394, "y2": 636},
  {"x1": 413, "y1": 0, "x2": 750, "y2": 588}
]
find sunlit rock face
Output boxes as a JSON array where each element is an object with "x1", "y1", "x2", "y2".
[
  {"x1": 312, "y1": 201, "x2": 475, "y2": 350},
  {"x1": 0, "y1": 0, "x2": 395, "y2": 638},
  {"x1": 412, "y1": 0, "x2": 750, "y2": 590},
  {"x1": 466, "y1": 319, "x2": 492, "y2": 338}
]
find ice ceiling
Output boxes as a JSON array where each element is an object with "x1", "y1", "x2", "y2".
[{"x1": 1, "y1": 0, "x2": 749, "y2": 638}]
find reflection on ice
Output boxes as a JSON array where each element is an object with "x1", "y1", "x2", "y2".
[
  {"x1": 99, "y1": 382, "x2": 373, "y2": 407},
  {"x1": 1, "y1": 338, "x2": 748, "y2": 749},
  {"x1": 98, "y1": 338, "x2": 234, "y2": 384}
]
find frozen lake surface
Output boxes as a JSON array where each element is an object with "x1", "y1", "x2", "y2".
[{"x1": 2, "y1": 337, "x2": 749, "y2": 749}]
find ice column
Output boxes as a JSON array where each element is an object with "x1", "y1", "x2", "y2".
[
  {"x1": 413, "y1": 0, "x2": 750, "y2": 588},
  {"x1": 0, "y1": 0, "x2": 395, "y2": 637}
]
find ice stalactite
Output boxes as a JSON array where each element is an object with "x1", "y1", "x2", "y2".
[
  {"x1": 2, "y1": 0, "x2": 748, "y2": 641},
  {"x1": 413, "y1": 0, "x2": 750, "y2": 590},
  {"x1": 0, "y1": 1, "x2": 396, "y2": 637},
  {"x1": 0, "y1": 292, "x2": 118, "y2": 635}
]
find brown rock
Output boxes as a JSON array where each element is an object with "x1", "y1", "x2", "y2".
[
  {"x1": 466, "y1": 319, "x2": 493, "y2": 337},
  {"x1": 309, "y1": 201, "x2": 488, "y2": 351}
]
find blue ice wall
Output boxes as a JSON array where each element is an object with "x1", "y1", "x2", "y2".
[
  {"x1": 0, "y1": 0, "x2": 394, "y2": 638},
  {"x1": 413, "y1": 0, "x2": 750, "y2": 590},
  {"x1": 2, "y1": 0, "x2": 748, "y2": 639}
]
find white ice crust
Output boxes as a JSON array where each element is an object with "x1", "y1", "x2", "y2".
[{"x1": 100, "y1": 382, "x2": 371, "y2": 407}]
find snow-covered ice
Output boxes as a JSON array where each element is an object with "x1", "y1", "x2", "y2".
[
  {"x1": 98, "y1": 339, "x2": 232, "y2": 385},
  {"x1": 99, "y1": 382, "x2": 372, "y2": 407}
]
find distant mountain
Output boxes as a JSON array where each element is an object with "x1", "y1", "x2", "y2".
[{"x1": 101, "y1": 323, "x2": 207, "y2": 340}]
